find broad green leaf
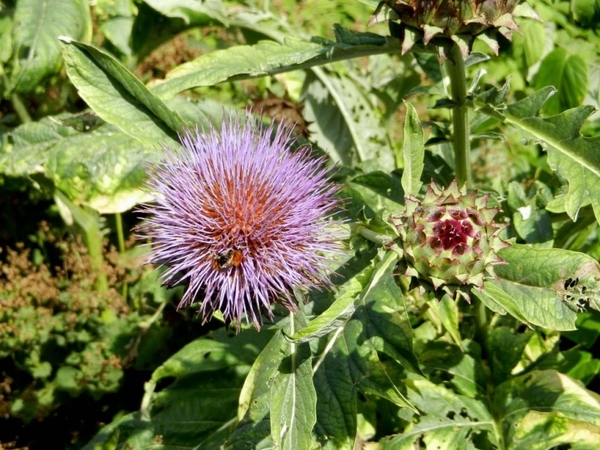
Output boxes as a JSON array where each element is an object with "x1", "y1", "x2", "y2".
[
  {"x1": 354, "y1": 0, "x2": 380, "y2": 8},
  {"x1": 144, "y1": 0, "x2": 228, "y2": 25},
  {"x1": 358, "y1": 250, "x2": 420, "y2": 374},
  {"x1": 97, "y1": 0, "x2": 136, "y2": 61},
  {"x1": 287, "y1": 264, "x2": 374, "y2": 343},
  {"x1": 344, "y1": 319, "x2": 415, "y2": 411},
  {"x1": 302, "y1": 71, "x2": 356, "y2": 166},
  {"x1": 487, "y1": 327, "x2": 532, "y2": 385},
  {"x1": 380, "y1": 377, "x2": 496, "y2": 449},
  {"x1": 313, "y1": 335, "x2": 357, "y2": 450},
  {"x1": 11, "y1": 0, "x2": 91, "y2": 93},
  {"x1": 150, "y1": 370, "x2": 245, "y2": 448},
  {"x1": 81, "y1": 412, "x2": 154, "y2": 450},
  {"x1": 497, "y1": 244, "x2": 600, "y2": 309},
  {"x1": 351, "y1": 170, "x2": 404, "y2": 206},
  {"x1": 270, "y1": 331, "x2": 317, "y2": 450},
  {"x1": 558, "y1": 349, "x2": 600, "y2": 385},
  {"x1": 427, "y1": 295, "x2": 463, "y2": 350},
  {"x1": 0, "y1": 15, "x2": 13, "y2": 64},
  {"x1": 320, "y1": 253, "x2": 416, "y2": 411},
  {"x1": 512, "y1": 410, "x2": 600, "y2": 450},
  {"x1": 0, "y1": 116, "x2": 80, "y2": 175},
  {"x1": 0, "y1": 115, "x2": 156, "y2": 214},
  {"x1": 150, "y1": 328, "x2": 272, "y2": 384},
  {"x1": 512, "y1": 205, "x2": 553, "y2": 244},
  {"x1": 309, "y1": 66, "x2": 394, "y2": 168},
  {"x1": 400, "y1": 101, "x2": 424, "y2": 195},
  {"x1": 534, "y1": 48, "x2": 589, "y2": 115},
  {"x1": 548, "y1": 131, "x2": 600, "y2": 221},
  {"x1": 477, "y1": 87, "x2": 600, "y2": 222},
  {"x1": 418, "y1": 340, "x2": 487, "y2": 399},
  {"x1": 84, "y1": 370, "x2": 247, "y2": 449},
  {"x1": 60, "y1": 39, "x2": 185, "y2": 146},
  {"x1": 496, "y1": 370, "x2": 600, "y2": 448},
  {"x1": 476, "y1": 244, "x2": 600, "y2": 330},
  {"x1": 513, "y1": 20, "x2": 546, "y2": 67},
  {"x1": 150, "y1": 25, "x2": 397, "y2": 99},
  {"x1": 226, "y1": 331, "x2": 284, "y2": 449},
  {"x1": 571, "y1": 0, "x2": 600, "y2": 28},
  {"x1": 45, "y1": 128, "x2": 155, "y2": 214}
]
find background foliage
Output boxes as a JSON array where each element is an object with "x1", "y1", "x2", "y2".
[{"x1": 0, "y1": 0, "x2": 599, "y2": 449}]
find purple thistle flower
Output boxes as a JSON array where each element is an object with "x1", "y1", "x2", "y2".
[{"x1": 137, "y1": 115, "x2": 342, "y2": 330}]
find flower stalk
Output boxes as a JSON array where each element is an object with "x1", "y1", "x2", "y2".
[{"x1": 445, "y1": 42, "x2": 472, "y2": 188}]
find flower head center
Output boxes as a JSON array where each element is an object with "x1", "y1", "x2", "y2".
[{"x1": 432, "y1": 218, "x2": 473, "y2": 250}]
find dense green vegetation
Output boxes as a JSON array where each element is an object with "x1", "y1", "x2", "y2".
[{"x1": 0, "y1": 0, "x2": 599, "y2": 448}]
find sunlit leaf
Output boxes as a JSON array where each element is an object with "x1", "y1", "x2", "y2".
[
  {"x1": 150, "y1": 25, "x2": 397, "y2": 99},
  {"x1": 400, "y1": 101, "x2": 424, "y2": 196},
  {"x1": 11, "y1": 0, "x2": 91, "y2": 93},
  {"x1": 534, "y1": 48, "x2": 589, "y2": 115},
  {"x1": 476, "y1": 245, "x2": 600, "y2": 330},
  {"x1": 270, "y1": 319, "x2": 317, "y2": 450},
  {"x1": 60, "y1": 39, "x2": 186, "y2": 146},
  {"x1": 496, "y1": 370, "x2": 600, "y2": 448}
]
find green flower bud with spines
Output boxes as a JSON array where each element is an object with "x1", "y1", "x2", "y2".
[{"x1": 391, "y1": 180, "x2": 509, "y2": 300}]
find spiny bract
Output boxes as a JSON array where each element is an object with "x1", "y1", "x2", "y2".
[
  {"x1": 391, "y1": 180, "x2": 509, "y2": 300},
  {"x1": 370, "y1": 0, "x2": 540, "y2": 58}
]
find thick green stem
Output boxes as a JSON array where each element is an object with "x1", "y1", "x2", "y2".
[
  {"x1": 354, "y1": 225, "x2": 394, "y2": 246},
  {"x1": 114, "y1": 213, "x2": 128, "y2": 299},
  {"x1": 115, "y1": 213, "x2": 126, "y2": 254},
  {"x1": 444, "y1": 43, "x2": 471, "y2": 188}
]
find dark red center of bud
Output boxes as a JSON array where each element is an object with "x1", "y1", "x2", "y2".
[{"x1": 430, "y1": 219, "x2": 473, "y2": 251}]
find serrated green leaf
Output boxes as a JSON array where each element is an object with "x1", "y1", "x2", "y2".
[
  {"x1": 60, "y1": 39, "x2": 185, "y2": 146},
  {"x1": 349, "y1": 171, "x2": 405, "y2": 214},
  {"x1": 487, "y1": 327, "x2": 532, "y2": 385},
  {"x1": 418, "y1": 341, "x2": 486, "y2": 398},
  {"x1": 11, "y1": 0, "x2": 91, "y2": 93},
  {"x1": 427, "y1": 295, "x2": 463, "y2": 350},
  {"x1": 0, "y1": 116, "x2": 79, "y2": 175},
  {"x1": 545, "y1": 130, "x2": 600, "y2": 223},
  {"x1": 400, "y1": 101, "x2": 424, "y2": 195},
  {"x1": 478, "y1": 88, "x2": 600, "y2": 222},
  {"x1": 150, "y1": 27, "x2": 398, "y2": 99},
  {"x1": 0, "y1": 15, "x2": 13, "y2": 64},
  {"x1": 344, "y1": 319, "x2": 415, "y2": 411},
  {"x1": 517, "y1": 20, "x2": 546, "y2": 69},
  {"x1": 512, "y1": 410, "x2": 600, "y2": 450},
  {"x1": 81, "y1": 412, "x2": 155, "y2": 450},
  {"x1": 150, "y1": 370, "x2": 245, "y2": 448}
]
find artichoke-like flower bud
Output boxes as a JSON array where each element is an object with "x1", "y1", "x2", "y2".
[
  {"x1": 391, "y1": 180, "x2": 509, "y2": 300},
  {"x1": 370, "y1": 0, "x2": 540, "y2": 58}
]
